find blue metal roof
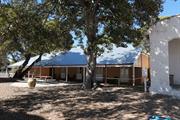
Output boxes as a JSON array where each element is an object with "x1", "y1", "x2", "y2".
[{"x1": 8, "y1": 45, "x2": 141, "y2": 67}]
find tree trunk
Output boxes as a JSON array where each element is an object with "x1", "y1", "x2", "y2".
[
  {"x1": 13, "y1": 54, "x2": 42, "y2": 79},
  {"x1": 83, "y1": 0, "x2": 99, "y2": 89},
  {"x1": 13, "y1": 53, "x2": 32, "y2": 79},
  {"x1": 84, "y1": 51, "x2": 97, "y2": 89}
]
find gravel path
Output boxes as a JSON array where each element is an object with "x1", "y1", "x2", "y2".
[
  {"x1": 0, "y1": 82, "x2": 180, "y2": 120},
  {"x1": 0, "y1": 83, "x2": 30, "y2": 100}
]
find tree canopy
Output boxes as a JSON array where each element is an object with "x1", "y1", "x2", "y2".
[
  {"x1": 0, "y1": 0, "x2": 73, "y2": 78},
  {"x1": 0, "y1": 0, "x2": 164, "y2": 87},
  {"x1": 45, "y1": 0, "x2": 164, "y2": 88}
]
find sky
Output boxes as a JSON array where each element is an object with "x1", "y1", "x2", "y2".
[{"x1": 160, "y1": 0, "x2": 180, "y2": 16}]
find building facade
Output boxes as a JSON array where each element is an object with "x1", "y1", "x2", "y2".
[{"x1": 9, "y1": 45, "x2": 149, "y2": 86}]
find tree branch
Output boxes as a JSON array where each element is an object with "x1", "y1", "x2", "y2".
[{"x1": 21, "y1": 53, "x2": 43, "y2": 76}]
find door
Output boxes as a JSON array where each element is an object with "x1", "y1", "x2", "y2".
[{"x1": 120, "y1": 68, "x2": 129, "y2": 83}]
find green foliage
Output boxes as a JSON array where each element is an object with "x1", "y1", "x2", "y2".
[
  {"x1": 43, "y1": 0, "x2": 164, "y2": 88},
  {"x1": 46, "y1": 0, "x2": 163, "y2": 53},
  {"x1": 0, "y1": 0, "x2": 164, "y2": 83},
  {"x1": 0, "y1": 0, "x2": 73, "y2": 61},
  {"x1": 0, "y1": 0, "x2": 164, "y2": 58}
]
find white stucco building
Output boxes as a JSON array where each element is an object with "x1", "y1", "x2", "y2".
[{"x1": 150, "y1": 15, "x2": 180, "y2": 97}]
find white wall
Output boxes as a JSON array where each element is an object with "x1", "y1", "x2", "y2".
[{"x1": 150, "y1": 15, "x2": 180, "y2": 96}]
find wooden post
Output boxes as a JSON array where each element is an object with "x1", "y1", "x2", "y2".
[
  {"x1": 52, "y1": 66, "x2": 54, "y2": 79},
  {"x1": 39, "y1": 67, "x2": 40, "y2": 77},
  {"x1": 118, "y1": 67, "x2": 121, "y2": 86},
  {"x1": 85, "y1": 67, "x2": 87, "y2": 82},
  {"x1": 40, "y1": 66, "x2": 42, "y2": 79},
  {"x1": 141, "y1": 53, "x2": 143, "y2": 67},
  {"x1": 83, "y1": 67, "x2": 85, "y2": 84},
  {"x1": 6, "y1": 66, "x2": 10, "y2": 78},
  {"x1": 105, "y1": 65, "x2": 107, "y2": 84},
  {"x1": 66, "y1": 67, "x2": 68, "y2": 82},
  {"x1": 132, "y1": 65, "x2": 135, "y2": 86},
  {"x1": 32, "y1": 68, "x2": 34, "y2": 78},
  {"x1": 144, "y1": 76, "x2": 147, "y2": 92},
  {"x1": 142, "y1": 68, "x2": 148, "y2": 92},
  {"x1": 5, "y1": 67, "x2": 8, "y2": 76},
  {"x1": 28, "y1": 71, "x2": 30, "y2": 79}
]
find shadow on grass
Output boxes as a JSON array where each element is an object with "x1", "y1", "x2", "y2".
[{"x1": 0, "y1": 85, "x2": 180, "y2": 119}]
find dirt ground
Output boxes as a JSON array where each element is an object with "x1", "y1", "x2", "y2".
[{"x1": 0, "y1": 82, "x2": 180, "y2": 120}]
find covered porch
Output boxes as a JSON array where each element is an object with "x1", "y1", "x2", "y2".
[
  {"x1": 29, "y1": 66, "x2": 86, "y2": 83},
  {"x1": 94, "y1": 64, "x2": 145, "y2": 86},
  {"x1": 29, "y1": 64, "x2": 143, "y2": 86}
]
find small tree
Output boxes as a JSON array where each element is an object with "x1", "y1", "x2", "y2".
[{"x1": 0, "y1": 1, "x2": 73, "y2": 79}]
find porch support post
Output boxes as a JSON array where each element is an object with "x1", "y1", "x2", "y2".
[
  {"x1": 40, "y1": 66, "x2": 42, "y2": 79},
  {"x1": 105, "y1": 65, "x2": 107, "y2": 84},
  {"x1": 5, "y1": 66, "x2": 8, "y2": 76},
  {"x1": 32, "y1": 68, "x2": 34, "y2": 78},
  {"x1": 28, "y1": 71, "x2": 30, "y2": 79},
  {"x1": 85, "y1": 67, "x2": 86, "y2": 82},
  {"x1": 66, "y1": 67, "x2": 68, "y2": 82},
  {"x1": 52, "y1": 66, "x2": 54, "y2": 79},
  {"x1": 6, "y1": 66, "x2": 10, "y2": 77},
  {"x1": 132, "y1": 65, "x2": 135, "y2": 86},
  {"x1": 118, "y1": 67, "x2": 121, "y2": 86},
  {"x1": 83, "y1": 67, "x2": 85, "y2": 84}
]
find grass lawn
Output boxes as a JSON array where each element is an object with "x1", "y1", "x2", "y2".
[{"x1": 0, "y1": 83, "x2": 180, "y2": 120}]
